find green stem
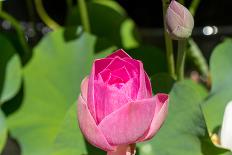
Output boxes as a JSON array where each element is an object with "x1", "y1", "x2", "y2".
[
  {"x1": 176, "y1": 40, "x2": 187, "y2": 81},
  {"x1": 26, "y1": 0, "x2": 36, "y2": 30},
  {"x1": 189, "y1": 0, "x2": 201, "y2": 16},
  {"x1": 66, "y1": 0, "x2": 73, "y2": 11},
  {"x1": 187, "y1": 39, "x2": 209, "y2": 77},
  {"x1": 162, "y1": 0, "x2": 176, "y2": 79},
  {"x1": 0, "y1": 11, "x2": 30, "y2": 55},
  {"x1": 78, "y1": 0, "x2": 91, "y2": 33},
  {"x1": 34, "y1": 0, "x2": 61, "y2": 30}
]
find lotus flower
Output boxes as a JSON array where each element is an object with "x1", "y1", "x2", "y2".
[
  {"x1": 220, "y1": 101, "x2": 232, "y2": 151},
  {"x1": 165, "y1": 0, "x2": 194, "y2": 40},
  {"x1": 77, "y1": 49, "x2": 169, "y2": 154}
]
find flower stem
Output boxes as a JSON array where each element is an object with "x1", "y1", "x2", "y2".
[
  {"x1": 107, "y1": 144, "x2": 136, "y2": 155},
  {"x1": 189, "y1": 0, "x2": 201, "y2": 16},
  {"x1": 176, "y1": 40, "x2": 187, "y2": 80},
  {"x1": 162, "y1": 0, "x2": 176, "y2": 79},
  {"x1": 34, "y1": 0, "x2": 61, "y2": 30},
  {"x1": 0, "y1": 11, "x2": 30, "y2": 56},
  {"x1": 78, "y1": 0, "x2": 91, "y2": 33}
]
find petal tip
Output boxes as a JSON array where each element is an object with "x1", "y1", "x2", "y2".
[{"x1": 107, "y1": 49, "x2": 132, "y2": 59}]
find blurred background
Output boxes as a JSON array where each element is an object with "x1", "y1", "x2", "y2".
[{"x1": 1, "y1": 0, "x2": 232, "y2": 57}]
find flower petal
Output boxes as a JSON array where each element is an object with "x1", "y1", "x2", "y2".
[
  {"x1": 95, "y1": 58, "x2": 113, "y2": 76},
  {"x1": 98, "y1": 97, "x2": 157, "y2": 145},
  {"x1": 107, "y1": 49, "x2": 132, "y2": 59},
  {"x1": 94, "y1": 80, "x2": 132, "y2": 124},
  {"x1": 137, "y1": 61, "x2": 152, "y2": 99},
  {"x1": 77, "y1": 95, "x2": 116, "y2": 151},
  {"x1": 87, "y1": 65, "x2": 97, "y2": 120},
  {"x1": 80, "y1": 76, "x2": 89, "y2": 101},
  {"x1": 220, "y1": 101, "x2": 232, "y2": 151},
  {"x1": 137, "y1": 93, "x2": 169, "y2": 142}
]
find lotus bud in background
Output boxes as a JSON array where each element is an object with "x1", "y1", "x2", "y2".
[
  {"x1": 165, "y1": 0, "x2": 194, "y2": 40},
  {"x1": 220, "y1": 101, "x2": 232, "y2": 151},
  {"x1": 77, "y1": 49, "x2": 169, "y2": 155}
]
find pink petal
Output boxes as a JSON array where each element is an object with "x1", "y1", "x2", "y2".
[
  {"x1": 108, "y1": 75, "x2": 124, "y2": 85},
  {"x1": 119, "y1": 79, "x2": 138, "y2": 100},
  {"x1": 99, "y1": 69, "x2": 111, "y2": 82},
  {"x1": 145, "y1": 72, "x2": 152, "y2": 97},
  {"x1": 87, "y1": 65, "x2": 97, "y2": 121},
  {"x1": 98, "y1": 97, "x2": 157, "y2": 145},
  {"x1": 80, "y1": 76, "x2": 89, "y2": 101},
  {"x1": 137, "y1": 93, "x2": 169, "y2": 142},
  {"x1": 170, "y1": 0, "x2": 185, "y2": 18},
  {"x1": 77, "y1": 95, "x2": 116, "y2": 151},
  {"x1": 137, "y1": 61, "x2": 152, "y2": 99},
  {"x1": 95, "y1": 58, "x2": 113, "y2": 76},
  {"x1": 107, "y1": 49, "x2": 132, "y2": 59},
  {"x1": 105, "y1": 57, "x2": 139, "y2": 78},
  {"x1": 123, "y1": 58, "x2": 140, "y2": 71},
  {"x1": 94, "y1": 80, "x2": 132, "y2": 124},
  {"x1": 111, "y1": 67, "x2": 130, "y2": 82}
]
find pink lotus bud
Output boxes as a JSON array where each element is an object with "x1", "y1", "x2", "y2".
[
  {"x1": 220, "y1": 101, "x2": 232, "y2": 151},
  {"x1": 166, "y1": 0, "x2": 194, "y2": 40},
  {"x1": 77, "y1": 49, "x2": 169, "y2": 154}
]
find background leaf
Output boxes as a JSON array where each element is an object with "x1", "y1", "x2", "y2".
[
  {"x1": 0, "y1": 34, "x2": 21, "y2": 104},
  {"x1": 138, "y1": 80, "x2": 229, "y2": 155},
  {"x1": 51, "y1": 103, "x2": 105, "y2": 155},
  {"x1": 202, "y1": 39, "x2": 232, "y2": 134},
  {"x1": 50, "y1": 103, "x2": 87, "y2": 155},
  {"x1": 150, "y1": 73, "x2": 175, "y2": 94},
  {"x1": 7, "y1": 29, "x2": 95, "y2": 155},
  {"x1": 0, "y1": 109, "x2": 7, "y2": 153},
  {"x1": 66, "y1": 0, "x2": 139, "y2": 50}
]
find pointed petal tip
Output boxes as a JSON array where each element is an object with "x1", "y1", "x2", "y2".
[
  {"x1": 137, "y1": 93, "x2": 169, "y2": 142},
  {"x1": 107, "y1": 49, "x2": 132, "y2": 59}
]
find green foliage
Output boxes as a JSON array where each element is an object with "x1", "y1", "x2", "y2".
[
  {"x1": 50, "y1": 103, "x2": 87, "y2": 155},
  {"x1": 0, "y1": 109, "x2": 7, "y2": 153},
  {"x1": 138, "y1": 80, "x2": 229, "y2": 155},
  {"x1": 0, "y1": 34, "x2": 22, "y2": 104},
  {"x1": 66, "y1": 0, "x2": 139, "y2": 50},
  {"x1": 150, "y1": 73, "x2": 175, "y2": 94},
  {"x1": 187, "y1": 39, "x2": 209, "y2": 77},
  {"x1": 7, "y1": 29, "x2": 95, "y2": 155},
  {"x1": 202, "y1": 39, "x2": 232, "y2": 134}
]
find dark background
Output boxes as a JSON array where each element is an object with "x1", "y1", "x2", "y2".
[
  {"x1": 2, "y1": 0, "x2": 232, "y2": 27},
  {"x1": 1, "y1": 0, "x2": 232, "y2": 59}
]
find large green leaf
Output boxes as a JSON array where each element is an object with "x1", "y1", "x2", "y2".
[
  {"x1": 66, "y1": 0, "x2": 139, "y2": 50},
  {"x1": 50, "y1": 103, "x2": 105, "y2": 155},
  {"x1": 138, "y1": 80, "x2": 229, "y2": 155},
  {"x1": 7, "y1": 29, "x2": 95, "y2": 155},
  {"x1": 0, "y1": 34, "x2": 21, "y2": 104},
  {"x1": 0, "y1": 109, "x2": 7, "y2": 153},
  {"x1": 50, "y1": 103, "x2": 87, "y2": 155},
  {"x1": 202, "y1": 39, "x2": 232, "y2": 133}
]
